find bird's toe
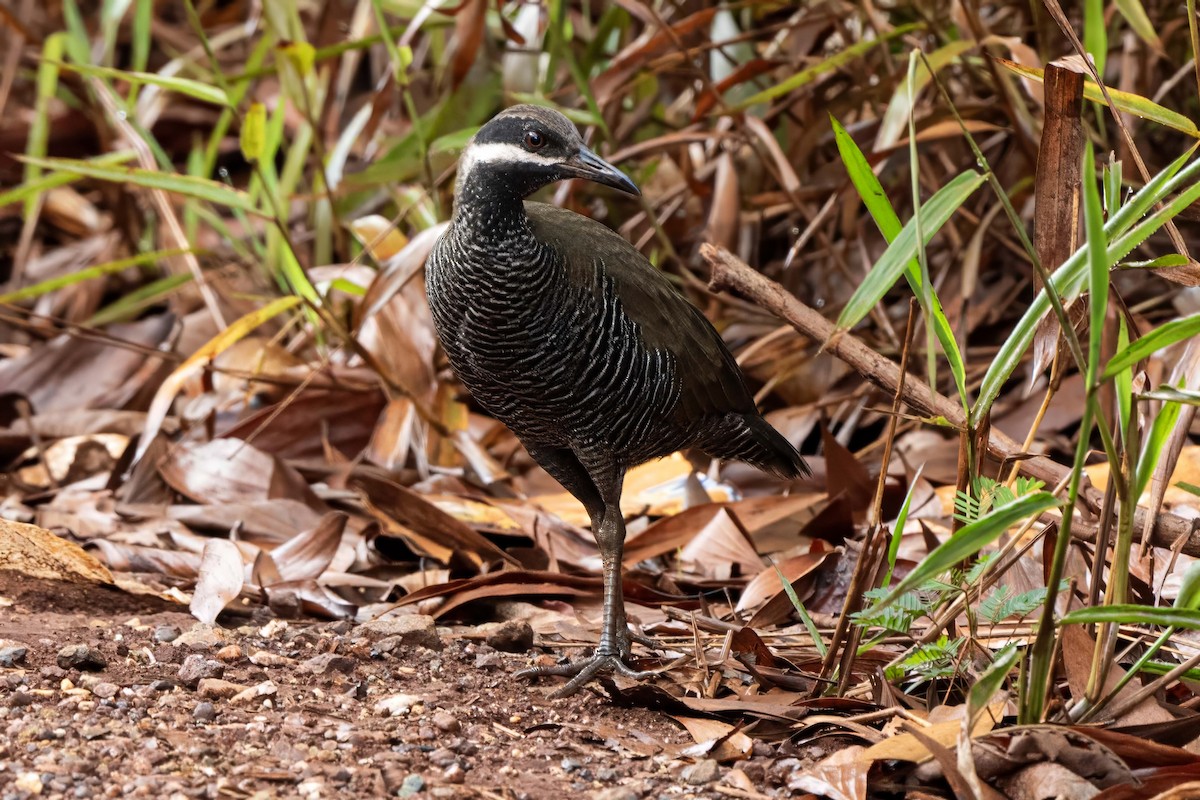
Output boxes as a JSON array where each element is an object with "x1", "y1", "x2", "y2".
[{"x1": 516, "y1": 652, "x2": 658, "y2": 697}]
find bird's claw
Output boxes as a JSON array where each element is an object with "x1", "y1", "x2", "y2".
[{"x1": 517, "y1": 652, "x2": 658, "y2": 698}]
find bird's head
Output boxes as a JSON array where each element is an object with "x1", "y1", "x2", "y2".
[{"x1": 455, "y1": 105, "x2": 640, "y2": 202}]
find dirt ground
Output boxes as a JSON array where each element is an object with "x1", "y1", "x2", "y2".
[{"x1": 0, "y1": 571, "x2": 810, "y2": 800}]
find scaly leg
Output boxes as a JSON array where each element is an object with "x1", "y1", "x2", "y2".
[{"x1": 517, "y1": 465, "x2": 658, "y2": 696}]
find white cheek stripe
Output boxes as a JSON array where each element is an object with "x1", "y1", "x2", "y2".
[{"x1": 457, "y1": 142, "x2": 558, "y2": 181}]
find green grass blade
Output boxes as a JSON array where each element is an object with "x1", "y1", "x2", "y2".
[
  {"x1": 1061, "y1": 606, "x2": 1200, "y2": 628},
  {"x1": 1113, "y1": 0, "x2": 1162, "y2": 50},
  {"x1": 973, "y1": 149, "x2": 1200, "y2": 424},
  {"x1": 0, "y1": 151, "x2": 136, "y2": 209},
  {"x1": 835, "y1": 170, "x2": 985, "y2": 334},
  {"x1": 16, "y1": 155, "x2": 262, "y2": 214},
  {"x1": 772, "y1": 561, "x2": 827, "y2": 658},
  {"x1": 1104, "y1": 313, "x2": 1200, "y2": 378},
  {"x1": 866, "y1": 492, "x2": 1061, "y2": 613},
  {"x1": 0, "y1": 248, "x2": 191, "y2": 304},
  {"x1": 55, "y1": 61, "x2": 230, "y2": 106},
  {"x1": 26, "y1": 34, "x2": 65, "y2": 218},
  {"x1": 1083, "y1": 143, "x2": 1107, "y2": 388},
  {"x1": 833, "y1": 113, "x2": 969, "y2": 407},
  {"x1": 1135, "y1": 400, "x2": 1183, "y2": 498},
  {"x1": 88, "y1": 273, "x2": 193, "y2": 326},
  {"x1": 734, "y1": 24, "x2": 921, "y2": 109}
]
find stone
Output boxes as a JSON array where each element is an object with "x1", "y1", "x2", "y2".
[
  {"x1": 484, "y1": 620, "x2": 534, "y2": 653},
  {"x1": 177, "y1": 655, "x2": 224, "y2": 688},
  {"x1": 172, "y1": 624, "x2": 231, "y2": 651},
  {"x1": 90, "y1": 682, "x2": 119, "y2": 699},
  {"x1": 442, "y1": 763, "x2": 466, "y2": 785},
  {"x1": 300, "y1": 653, "x2": 356, "y2": 676},
  {"x1": 681, "y1": 759, "x2": 720, "y2": 785},
  {"x1": 359, "y1": 615, "x2": 442, "y2": 651},
  {"x1": 398, "y1": 774, "x2": 425, "y2": 798},
  {"x1": 152, "y1": 625, "x2": 180, "y2": 643},
  {"x1": 198, "y1": 679, "x2": 246, "y2": 700},
  {"x1": 193, "y1": 702, "x2": 217, "y2": 722},
  {"x1": 0, "y1": 645, "x2": 28, "y2": 668},
  {"x1": 592, "y1": 788, "x2": 640, "y2": 800},
  {"x1": 57, "y1": 644, "x2": 107, "y2": 671},
  {"x1": 431, "y1": 711, "x2": 460, "y2": 733},
  {"x1": 215, "y1": 645, "x2": 243, "y2": 662}
]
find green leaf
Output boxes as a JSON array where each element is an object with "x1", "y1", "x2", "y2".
[
  {"x1": 0, "y1": 248, "x2": 191, "y2": 304},
  {"x1": 1060, "y1": 605, "x2": 1200, "y2": 629},
  {"x1": 734, "y1": 24, "x2": 922, "y2": 109},
  {"x1": 16, "y1": 155, "x2": 262, "y2": 215},
  {"x1": 1104, "y1": 313, "x2": 1200, "y2": 378},
  {"x1": 1084, "y1": 0, "x2": 1108, "y2": 77},
  {"x1": 835, "y1": 170, "x2": 985, "y2": 334},
  {"x1": 54, "y1": 61, "x2": 229, "y2": 106},
  {"x1": 88, "y1": 273, "x2": 193, "y2": 326},
  {"x1": 1120, "y1": 254, "x2": 1190, "y2": 269},
  {"x1": 773, "y1": 561, "x2": 826, "y2": 657},
  {"x1": 1113, "y1": 0, "x2": 1162, "y2": 50},
  {"x1": 240, "y1": 102, "x2": 268, "y2": 163},
  {"x1": 967, "y1": 644, "x2": 1018, "y2": 722},
  {"x1": 996, "y1": 58, "x2": 1197, "y2": 137},
  {"x1": 1135, "y1": 399, "x2": 1183, "y2": 498},
  {"x1": 973, "y1": 148, "x2": 1200, "y2": 424},
  {"x1": 26, "y1": 34, "x2": 65, "y2": 218},
  {"x1": 1083, "y1": 143, "x2": 1107, "y2": 387},
  {"x1": 866, "y1": 492, "x2": 1061, "y2": 613},
  {"x1": 279, "y1": 40, "x2": 316, "y2": 76},
  {"x1": 0, "y1": 150, "x2": 136, "y2": 208}
]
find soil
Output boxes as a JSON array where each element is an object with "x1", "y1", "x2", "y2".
[{"x1": 0, "y1": 571, "x2": 794, "y2": 800}]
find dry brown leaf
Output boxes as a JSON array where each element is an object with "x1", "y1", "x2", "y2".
[
  {"x1": 670, "y1": 716, "x2": 754, "y2": 763},
  {"x1": 788, "y1": 745, "x2": 869, "y2": 800},
  {"x1": 267, "y1": 511, "x2": 346, "y2": 583},
  {"x1": 159, "y1": 438, "x2": 323, "y2": 508},
  {"x1": 0, "y1": 519, "x2": 113, "y2": 585},
  {"x1": 189, "y1": 538, "x2": 245, "y2": 624}
]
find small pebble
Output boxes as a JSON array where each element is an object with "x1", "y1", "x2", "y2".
[
  {"x1": 198, "y1": 678, "x2": 246, "y2": 700},
  {"x1": 359, "y1": 615, "x2": 442, "y2": 651},
  {"x1": 193, "y1": 702, "x2": 217, "y2": 722},
  {"x1": 592, "y1": 788, "x2": 640, "y2": 800},
  {"x1": 398, "y1": 774, "x2": 425, "y2": 798},
  {"x1": 681, "y1": 759, "x2": 720, "y2": 785},
  {"x1": 57, "y1": 644, "x2": 107, "y2": 671},
  {"x1": 432, "y1": 711, "x2": 460, "y2": 733},
  {"x1": 215, "y1": 645, "x2": 242, "y2": 662},
  {"x1": 442, "y1": 763, "x2": 466, "y2": 785},
  {"x1": 90, "y1": 682, "x2": 119, "y2": 699},
  {"x1": 300, "y1": 653, "x2": 355, "y2": 676},
  {"x1": 153, "y1": 625, "x2": 181, "y2": 643},
  {"x1": 0, "y1": 645, "x2": 28, "y2": 668},
  {"x1": 177, "y1": 655, "x2": 224, "y2": 688}
]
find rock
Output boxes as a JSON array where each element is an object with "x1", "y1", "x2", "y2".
[
  {"x1": 0, "y1": 644, "x2": 28, "y2": 667},
  {"x1": 173, "y1": 624, "x2": 231, "y2": 651},
  {"x1": 15, "y1": 772, "x2": 43, "y2": 794},
  {"x1": 249, "y1": 650, "x2": 290, "y2": 667},
  {"x1": 152, "y1": 625, "x2": 181, "y2": 643},
  {"x1": 57, "y1": 644, "x2": 107, "y2": 671},
  {"x1": 90, "y1": 682, "x2": 119, "y2": 699},
  {"x1": 198, "y1": 678, "x2": 246, "y2": 699},
  {"x1": 300, "y1": 653, "x2": 356, "y2": 676},
  {"x1": 375, "y1": 694, "x2": 423, "y2": 717},
  {"x1": 592, "y1": 788, "x2": 640, "y2": 800},
  {"x1": 359, "y1": 614, "x2": 442, "y2": 651},
  {"x1": 485, "y1": 620, "x2": 534, "y2": 653},
  {"x1": 431, "y1": 711, "x2": 460, "y2": 733},
  {"x1": 230, "y1": 680, "x2": 277, "y2": 705},
  {"x1": 681, "y1": 759, "x2": 720, "y2": 785},
  {"x1": 177, "y1": 655, "x2": 224, "y2": 688},
  {"x1": 428, "y1": 747, "x2": 457, "y2": 768},
  {"x1": 215, "y1": 645, "x2": 243, "y2": 662},
  {"x1": 442, "y1": 763, "x2": 466, "y2": 785},
  {"x1": 193, "y1": 702, "x2": 217, "y2": 722},
  {"x1": 398, "y1": 774, "x2": 425, "y2": 798}
]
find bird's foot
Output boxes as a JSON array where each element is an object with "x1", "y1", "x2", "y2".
[{"x1": 516, "y1": 652, "x2": 658, "y2": 698}]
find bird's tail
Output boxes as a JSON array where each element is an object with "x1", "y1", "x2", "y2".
[{"x1": 697, "y1": 413, "x2": 810, "y2": 479}]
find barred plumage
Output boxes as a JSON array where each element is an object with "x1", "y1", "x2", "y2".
[{"x1": 425, "y1": 105, "x2": 808, "y2": 695}]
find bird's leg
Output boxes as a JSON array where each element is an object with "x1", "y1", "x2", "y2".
[{"x1": 517, "y1": 501, "x2": 659, "y2": 697}]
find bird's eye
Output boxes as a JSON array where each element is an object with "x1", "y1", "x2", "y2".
[{"x1": 523, "y1": 131, "x2": 545, "y2": 150}]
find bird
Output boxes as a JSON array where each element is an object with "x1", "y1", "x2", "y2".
[{"x1": 426, "y1": 104, "x2": 809, "y2": 696}]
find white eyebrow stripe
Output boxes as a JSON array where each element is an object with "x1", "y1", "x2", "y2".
[{"x1": 457, "y1": 142, "x2": 558, "y2": 180}]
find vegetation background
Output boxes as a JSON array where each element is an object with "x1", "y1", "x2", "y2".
[{"x1": 2, "y1": 0, "x2": 1200, "y2": 797}]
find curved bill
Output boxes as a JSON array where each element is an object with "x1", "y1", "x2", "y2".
[{"x1": 565, "y1": 146, "x2": 641, "y2": 196}]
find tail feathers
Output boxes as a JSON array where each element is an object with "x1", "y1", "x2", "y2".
[{"x1": 697, "y1": 413, "x2": 810, "y2": 479}]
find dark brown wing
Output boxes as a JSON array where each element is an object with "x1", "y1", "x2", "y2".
[{"x1": 525, "y1": 201, "x2": 758, "y2": 422}]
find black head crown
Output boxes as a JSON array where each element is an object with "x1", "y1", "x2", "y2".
[{"x1": 455, "y1": 105, "x2": 640, "y2": 203}]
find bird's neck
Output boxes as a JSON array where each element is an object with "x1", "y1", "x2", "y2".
[{"x1": 450, "y1": 175, "x2": 541, "y2": 256}]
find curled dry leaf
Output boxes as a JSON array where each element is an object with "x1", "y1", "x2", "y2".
[
  {"x1": 266, "y1": 511, "x2": 347, "y2": 583},
  {"x1": 158, "y1": 438, "x2": 322, "y2": 508},
  {"x1": 190, "y1": 538, "x2": 245, "y2": 624},
  {"x1": 0, "y1": 519, "x2": 113, "y2": 585},
  {"x1": 670, "y1": 716, "x2": 754, "y2": 763}
]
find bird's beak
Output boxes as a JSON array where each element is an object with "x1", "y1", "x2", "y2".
[{"x1": 565, "y1": 146, "x2": 641, "y2": 196}]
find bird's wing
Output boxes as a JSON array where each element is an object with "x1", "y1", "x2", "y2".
[{"x1": 525, "y1": 202, "x2": 758, "y2": 420}]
